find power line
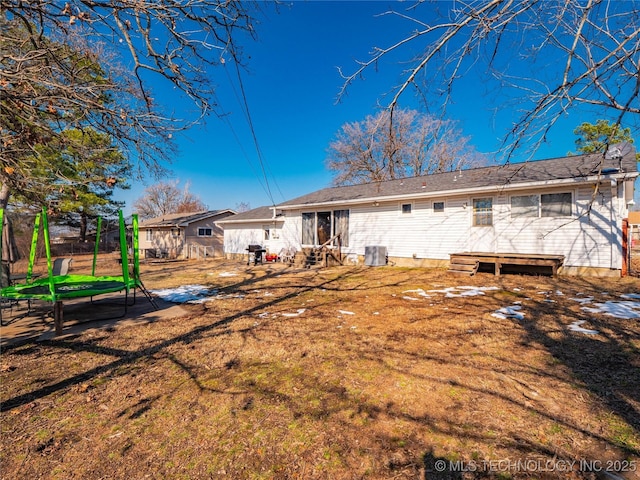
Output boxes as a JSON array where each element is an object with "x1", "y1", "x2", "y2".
[{"x1": 225, "y1": 55, "x2": 277, "y2": 206}]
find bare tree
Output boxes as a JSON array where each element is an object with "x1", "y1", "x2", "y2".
[
  {"x1": 235, "y1": 202, "x2": 251, "y2": 213},
  {"x1": 1, "y1": 2, "x2": 259, "y2": 207},
  {"x1": 326, "y1": 109, "x2": 485, "y2": 186},
  {"x1": 133, "y1": 180, "x2": 207, "y2": 219},
  {"x1": 339, "y1": 1, "x2": 640, "y2": 159}
]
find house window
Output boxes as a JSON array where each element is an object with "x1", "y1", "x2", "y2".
[
  {"x1": 146, "y1": 229, "x2": 152, "y2": 241},
  {"x1": 401, "y1": 203, "x2": 412, "y2": 214},
  {"x1": 511, "y1": 193, "x2": 572, "y2": 218},
  {"x1": 541, "y1": 192, "x2": 572, "y2": 217},
  {"x1": 263, "y1": 225, "x2": 281, "y2": 241},
  {"x1": 333, "y1": 210, "x2": 349, "y2": 247},
  {"x1": 473, "y1": 198, "x2": 493, "y2": 226},
  {"x1": 171, "y1": 228, "x2": 180, "y2": 238},
  {"x1": 302, "y1": 213, "x2": 315, "y2": 245},
  {"x1": 511, "y1": 195, "x2": 539, "y2": 217},
  {"x1": 301, "y1": 210, "x2": 349, "y2": 247},
  {"x1": 433, "y1": 201, "x2": 445, "y2": 213},
  {"x1": 317, "y1": 212, "x2": 331, "y2": 244},
  {"x1": 198, "y1": 228, "x2": 212, "y2": 237}
]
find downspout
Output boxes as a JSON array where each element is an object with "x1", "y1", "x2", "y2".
[{"x1": 610, "y1": 180, "x2": 620, "y2": 272}]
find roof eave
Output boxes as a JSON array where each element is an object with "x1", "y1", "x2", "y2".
[
  {"x1": 218, "y1": 216, "x2": 285, "y2": 225},
  {"x1": 277, "y1": 172, "x2": 639, "y2": 210}
]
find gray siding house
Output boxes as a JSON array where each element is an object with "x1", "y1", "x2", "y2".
[{"x1": 139, "y1": 210, "x2": 235, "y2": 259}]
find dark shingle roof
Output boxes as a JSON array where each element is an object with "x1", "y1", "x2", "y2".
[
  {"x1": 217, "y1": 206, "x2": 283, "y2": 224},
  {"x1": 139, "y1": 210, "x2": 234, "y2": 227},
  {"x1": 278, "y1": 144, "x2": 638, "y2": 208}
]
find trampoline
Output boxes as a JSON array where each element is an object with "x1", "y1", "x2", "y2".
[{"x1": 0, "y1": 208, "x2": 157, "y2": 334}]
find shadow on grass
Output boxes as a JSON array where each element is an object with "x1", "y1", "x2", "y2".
[
  {"x1": 1, "y1": 267, "x2": 638, "y2": 478},
  {"x1": 0, "y1": 266, "x2": 382, "y2": 412}
]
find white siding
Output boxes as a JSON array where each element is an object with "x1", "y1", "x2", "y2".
[
  {"x1": 276, "y1": 183, "x2": 626, "y2": 269},
  {"x1": 492, "y1": 185, "x2": 618, "y2": 269},
  {"x1": 225, "y1": 180, "x2": 627, "y2": 272},
  {"x1": 283, "y1": 198, "x2": 471, "y2": 261},
  {"x1": 224, "y1": 224, "x2": 287, "y2": 256}
]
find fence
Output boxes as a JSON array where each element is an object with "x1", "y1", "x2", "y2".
[{"x1": 185, "y1": 244, "x2": 215, "y2": 260}]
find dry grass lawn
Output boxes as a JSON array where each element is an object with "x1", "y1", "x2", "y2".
[{"x1": 1, "y1": 256, "x2": 640, "y2": 479}]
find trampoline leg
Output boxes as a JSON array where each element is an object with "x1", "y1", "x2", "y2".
[{"x1": 54, "y1": 301, "x2": 63, "y2": 336}]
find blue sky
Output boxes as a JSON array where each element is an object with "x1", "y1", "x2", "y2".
[{"x1": 116, "y1": 1, "x2": 635, "y2": 214}]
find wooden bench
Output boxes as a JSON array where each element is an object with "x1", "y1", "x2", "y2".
[{"x1": 449, "y1": 252, "x2": 565, "y2": 276}]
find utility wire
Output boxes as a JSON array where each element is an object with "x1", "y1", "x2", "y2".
[{"x1": 227, "y1": 53, "x2": 277, "y2": 206}]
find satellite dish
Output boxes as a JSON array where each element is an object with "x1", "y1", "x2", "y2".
[
  {"x1": 605, "y1": 147, "x2": 622, "y2": 159},
  {"x1": 605, "y1": 142, "x2": 633, "y2": 160}
]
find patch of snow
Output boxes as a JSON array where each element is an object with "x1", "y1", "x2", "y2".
[
  {"x1": 338, "y1": 310, "x2": 355, "y2": 315},
  {"x1": 402, "y1": 296, "x2": 421, "y2": 301},
  {"x1": 428, "y1": 286, "x2": 499, "y2": 297},
  {"x1": 582, "y1": 301, "x2": 640, "y2": 319},
  {"x1": 402, "y1": 288, "x2": 430, "y2": 297},
  {"x1": 445, "y1": 288, "x2": 495, "y2": 298},
  {"x1": 281, "y1": 308, "x2": 306, "y2": 317},
  {"x1": 219, "y1": 272, "x2": 238, "y2": 277},
  {"x1": 621, "y1": 293, "x2": 640, "y2": 300},
  {"x1": 213, "y1": 293, "x2": 245, "y2": 300},
  {"x1": 568, "y1": 320, "x2": 599, "y2": 335},
  {"x1": 570, "y1": 296, "x2": 594, "y2": 304},
  {"x1": 491, "y1": 305, "x2": 525, "y2": 320},
  {"x1": 151, "y1": 284, "x2": 218, "y2": 303}
]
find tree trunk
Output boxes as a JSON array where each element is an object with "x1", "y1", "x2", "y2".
[{"x1": 80, "y1": 212, "x2": 87, "y2": 242}]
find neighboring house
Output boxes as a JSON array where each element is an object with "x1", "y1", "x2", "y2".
[
  {"x1": 218, "y1": 206, "x2": 287, "y2": 258},
  {"x1": 139, "y1": 210, "x2": 235, "y2": 259},
  {"x1": 223, "y1": 143, "x2": 638, "y2": 276}
]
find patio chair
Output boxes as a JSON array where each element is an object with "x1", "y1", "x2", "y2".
[{"x1": 279, "y1": 247, "x2": 296, "y2": 264}]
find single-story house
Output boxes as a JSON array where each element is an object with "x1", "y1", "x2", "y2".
[
  {"x1": 223, "y1": 143, "x2": 638, "y2": 276},
  {"x1": 139, "y1": 210, "x2": 235, "y2": 259},
  {"x1": 218, "y1": 206, "x2": 288, "y2": 259}
]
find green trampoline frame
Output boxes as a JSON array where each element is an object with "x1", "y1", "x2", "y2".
[{"x1": 0, "y1": 208, "x2": 157, "y2": 334}]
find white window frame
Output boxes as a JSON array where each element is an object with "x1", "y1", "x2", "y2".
[
  {"x1": 198, "y1": 227, "x2": 213, "y2": 237},
  {"x1": 433, "y1": 201, "x2": 445, "y2": 213},
  {"x1": 301, "y1": 210, "x2": 349, "y2": 247},
  {"x1": 400, "y1": 202, "x2": 413, "y2": 215},
  {"x1": 510, "y1": 192, "x2": 572, "y2": 218},
  {"x1": 473, "y1": 197, "x2": 493, "y2": 226},
  {"x1": 541, "y1": 192, "x2": 572, "y2": 217},
  {"x1": 146, "y1": 229, "x2": 152, "y2": 242}
]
